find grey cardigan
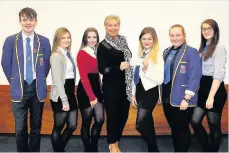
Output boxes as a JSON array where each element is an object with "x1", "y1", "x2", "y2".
[{"x1": 50, "y1": 49, "x2": 74, "y2": 105}]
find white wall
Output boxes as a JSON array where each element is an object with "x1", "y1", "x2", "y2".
[{"x1": 0, "y1": 0, "x2": 228, "y2": 85}]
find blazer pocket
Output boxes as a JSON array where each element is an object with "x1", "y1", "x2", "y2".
[
  {"x1": 38, "y1": 57, "x2": 44, "y2": 66},
  {"x1": 178, "y1": 63, "x2": 188, "y2": 74}
]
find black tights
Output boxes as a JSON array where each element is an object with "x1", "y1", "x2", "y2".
[
  {"x1": 136, "y1": 108, "x2": 159, "y2": 152},
  {"x1": 80, "y1": 103, "x2": 104, "y2": 152},
  {"x1": 51, "y1": 110, "x2": 78, "y2": 152},
  {"x1": 191, "y1": 106, "x2": 222, "y2": 152}
]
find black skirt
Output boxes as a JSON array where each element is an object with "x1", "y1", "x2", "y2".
[
  {"x1": 50, "y1": 79, "x2": 78, "y2": 112},
  {"x1": 136, "y1": 79, "x2": 159, "y2": 110},
  {"x1": 77, "y1": 73, "x2": 103, "y2": 110},
  {"x1": 197, "y1": 75, "x2": 227, "y2": 112}
]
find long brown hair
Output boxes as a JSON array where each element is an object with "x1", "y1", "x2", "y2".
[
  {"x1": 138, "y1": 27, "x2": 159, "y2": 64},
  {"x1": 79, "y1": 27, "x2": 99, "y2": 50},
  {"x1": 199, "y1": 19, "x2": 220, "y2": 60},
  {"x1": 52, "y1": 27, "x2": 72, "y2": 54}
]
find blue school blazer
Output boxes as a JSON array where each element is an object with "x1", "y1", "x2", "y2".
[
  {"x1": 162, "y1": 44, "x2": 202, "y2": 107},
  {"x1": 1, "y1": 32, "x2": 51, "y2": 102}
]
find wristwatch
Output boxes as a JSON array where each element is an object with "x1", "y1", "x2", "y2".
[{"x1": 183, "y1": 97, "x2": 190, "y2": 103}]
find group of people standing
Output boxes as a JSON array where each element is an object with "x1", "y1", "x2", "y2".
[{"x1": 1, "y1": 7, "x2": 227, "y2": 152}]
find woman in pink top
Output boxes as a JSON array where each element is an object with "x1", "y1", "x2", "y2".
[{"x1": 76, "y1": 27, "x2": 104, "y2": 152}]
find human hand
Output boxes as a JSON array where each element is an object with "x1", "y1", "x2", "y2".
[
  {"x1": 206, "y1": 97, "x2": 214, "y2": 109},
  {"x1": 180, "y1": 100, "x2": 188, "y2": 110},
  {"x1": 90, "y1": 98, "x2": 98, "y2": 109},
  {"x1": 120, "y1": 62, "x2": 130, "y2": 71},
  {"x1": 62, "y1": 104, "x2": 70, "y2": 111},
  {"x1": 131, "y1": 95, "x2": 138, "y2": 109}
]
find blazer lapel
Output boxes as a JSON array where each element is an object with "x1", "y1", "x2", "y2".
[
  {"x1": 33, "y1": 33, "x2": 40, "y2": 71},
  {"x1": 163, "y1": 47, "x2": 172, "y2": 60},
  {"x1": 172, "y1": 44, "x2": 185, "y2": 77},
  {"x1": 17, "y1": 32, "x2": 24, "y2": 80}
]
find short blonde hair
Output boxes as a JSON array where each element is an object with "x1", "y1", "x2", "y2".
[{"x1": 104, "y1": 15, "x2": 120, "y2": 26}]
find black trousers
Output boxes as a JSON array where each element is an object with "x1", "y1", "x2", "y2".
[
  {"x1": 163, "y1": 103, "x2": 194, "y2": 152},
  {"x1": 12, "y1": 81, "x2": 44, "y2": 152},
  {"x1": 104, "y1": 90, "x2": 130, "y2": 144}
]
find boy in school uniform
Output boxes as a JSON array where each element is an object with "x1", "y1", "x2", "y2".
[{"x1": 1, "y1": 7, "x2": 51, "y2": 152}]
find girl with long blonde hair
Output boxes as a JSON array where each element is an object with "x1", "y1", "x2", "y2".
[
  {"x1": 50, "y1": 27, "x2": 78, "y2": 152},
  {"x1": 131, "y1": 27, "x2": 164, "y2": 152}
]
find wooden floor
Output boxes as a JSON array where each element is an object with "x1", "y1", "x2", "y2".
[{"x1": 0, "y1": 85, "x2": 228, "y2": 135}]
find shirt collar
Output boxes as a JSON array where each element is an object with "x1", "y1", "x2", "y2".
[
  {"x1": 22, "y1": 31, "x2": 34, "y2": 42},
  {"x1": 206, "y1": 40, "x2": 211, "y2": 45},
  {"x1": 58, "y1": 47, "x2": 69, "y2": 56},
  {"x1": 83, "y1": 46, "x2": 96, "y2": 57},
  {"x1": 171, "y1": 44, "x2": 183, "y2": 51},
  {"x1": 143, "y1": 48, "x2": 151, "y2": 54}
]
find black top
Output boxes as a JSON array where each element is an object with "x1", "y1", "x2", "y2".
[
  {"x1": 162, "y1": 45, "x2": 182, "y2": 103},
  {"x1": 97, "y1": 40, "x2": 126, "y2": 90}
]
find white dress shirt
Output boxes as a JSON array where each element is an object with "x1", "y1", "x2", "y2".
[
  {"x1": 22, "y1": 32, "x2": 36, "y2": 80},
  {"x1": 58, "y1": 47, "x2": 75, "y2": 79}
]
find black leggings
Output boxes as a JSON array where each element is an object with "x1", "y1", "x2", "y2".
[
  {"x1": 163, "y1": 103, "x2": 194, "y2": 152},
  {"x1": 80, "y1": 103, "x2": 104, "y2": 151},
  {"x1": 191, "y1": 106, "x2": 222, "y2": 152},
  {"x1": 51, "y1": 110, "x2": 78, "y2": 152}
]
